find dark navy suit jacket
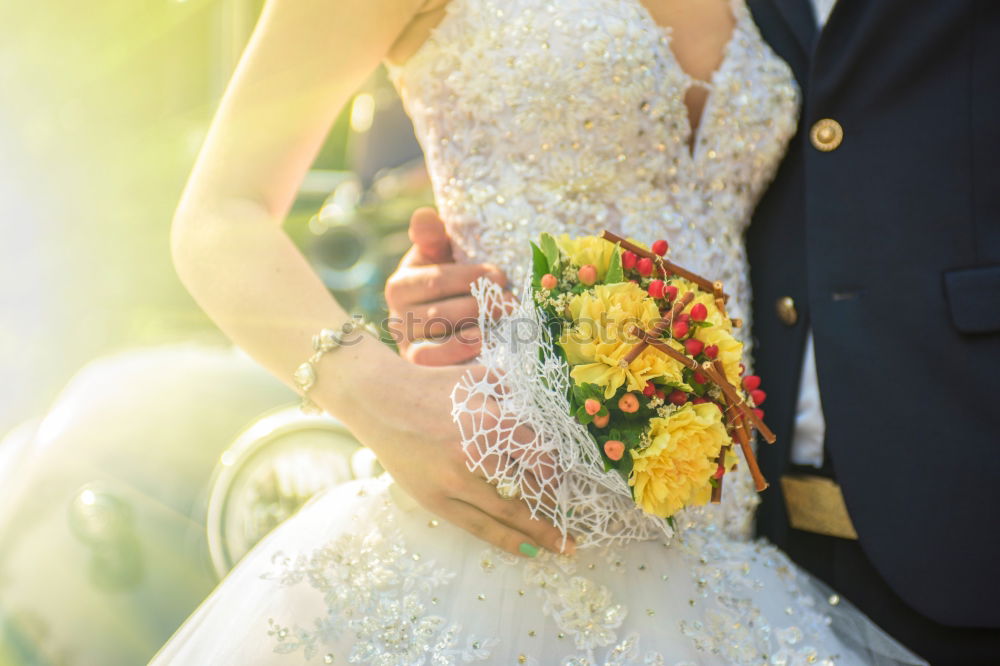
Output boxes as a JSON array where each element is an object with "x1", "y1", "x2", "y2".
[{"x1": 746, "y1": 0, "x2": 1000, "y2": 628}]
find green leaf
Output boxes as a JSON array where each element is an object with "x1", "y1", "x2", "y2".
[
  {"x1": 666, "y1": 379, "x2": 694, "y2": 393},
  {"x1": 605, "y1": 244, "x2": 624, "y2": 283},
  {"x1": 540, "y1": 233, "x2": 561, "y2": 273},
  {"x1": 689, "y1": 320, "x2": 713, "y2": 329},
  {"x1": 530, "y1": 241, "x2": 549, "y2": 283},
  {"x1": 619, "y1": 447, "x2": 634, "y2": 478}
]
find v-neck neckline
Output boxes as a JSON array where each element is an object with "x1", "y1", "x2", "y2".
[{"x1": 632, "y1": 0, "x2": 744, "y2": 161}]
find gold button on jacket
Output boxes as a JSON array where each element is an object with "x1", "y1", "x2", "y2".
[
  {"x1": 776, "y1": 296, "x2": 798, "y2": 326},
  {"x1": 810, "y1": 118, "x2": 843, "y2": 152}
]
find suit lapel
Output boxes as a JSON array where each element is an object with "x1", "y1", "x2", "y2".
[{"x1": 768, "y1": 0, "x2": 818, "y2": 56}]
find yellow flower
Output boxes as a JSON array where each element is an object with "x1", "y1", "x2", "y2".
[
  {"x1": 657, "y1": 277, "x2": 742, "y2": 386},
  {"x1": 556, "y1": 234, "x2": 619, "y2": 281},
  {"x1": 628, "y1": 403, "x2": 729, "y2": 518},
  {"x1": 694, "y1": 326, "x2": 743, "y2": 387},
  {"x1": 667, "y1": 278, "x2": 732, "y2": 332},
  {"x1": 559, "y1": 283, "x2": 685, "y2": 398}
]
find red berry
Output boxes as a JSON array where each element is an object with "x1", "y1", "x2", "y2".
[
  {"x1": 692, "y1": 397, "x2": 709, "y2": 405},
  {"x1": 604, "y1": 439, "x2": 625, "y2": 461},
  {"x1": 578, "y1": 264, "x2": 598, "y2": 286},
  {"x1": 742, "y1": 375, "x2": 761, "y2": 391},
  {"x1": 584, "y1": 398, "x2": 601, "y2": 415},
  {"x1": 672, "y1": 320, "x2": 689, "y2": 339},
  {"x1": 704, "y1": 344, "x2": 719, "y2": 359},
  {"x1": 651, "y1": 239, "x2": 669, "y2": 256},
  {"x1": 540, "y1": 273, "x2": 558, "y2": 290},
  {"x1": 693, "y1": 371, "x2": 708, "y2": 384},
  {"x1": 753, "y1": 408, "x2": 765, "y2": 421},
  {"x1": 664, "y1": 285, "x2": 679, "y2": 302},
  {"x1": 690, "y1": 303, "x2": 708, "y2": 322},
  {"x1": 642, "y1": 381, "x2": 656, "y2": 397},
  {"x1": 676, "y1": 312, "x2": 691, "y2": 323},
  {"x1": 750, "y1": 389, "x2": 767, "y2": 406},
  {"x1": 655, "y1": 389, "x2": 666, "y2": 401},
  {"x1": 647, "y1": 279, "x2": 665, "y2": 299},
  {"x1": 618, "y1": 393, "x2": 640, "y2": 413},
  {"x1": 668, "y1": 389, "x2": 688, "y2": 406},
  {"x1": 684, "y1": 338, "x2": 704, "y2": 356},
  {"x1": 637, "y1": 257, "x2": 654, "y2": 277},
  {"x1": 622, "y1": 251, "x2": 638, "y2": 270},
  {"x1": 593, "y1": 412, "x2": 610, "y2": 428}
]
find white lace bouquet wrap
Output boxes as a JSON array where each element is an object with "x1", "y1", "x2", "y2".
[
  {"x1": 451, "y1": 275, "x2": 671, "y2": 549},
  {"x1": 450, "y1": 232, "x2": 775, "y2": 549}
]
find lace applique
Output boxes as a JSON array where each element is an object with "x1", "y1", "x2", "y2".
[
  {"x1": 523, "y1": 553, "x2": 627, "y2": 651},
  {"x1": 480, "y1": 530, "x2": 842, "y2": 666},
  {"x1": 261, "y1": 494, "x2": 500, "y2": 664},
  {"x1": 517, "y1": 552, "x2": 676, "y2": 665},
  {"x1": 558, "y1": 633, "x2": 671, "y2": 666},
  {"x1": 677, "y1": 529, "x2": 840, "y2": 665},
  {"x1": 247, "y1": 483, "x2": 913, "y2": 665}
]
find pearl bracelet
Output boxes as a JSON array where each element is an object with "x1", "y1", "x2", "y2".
[{"x1": 293, "y1": 315, "x2": 368, "y2": 414}]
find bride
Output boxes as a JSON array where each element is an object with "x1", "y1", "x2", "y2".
[{"x1": 153, "y1": 0, "x2": 924, "y2": 663}]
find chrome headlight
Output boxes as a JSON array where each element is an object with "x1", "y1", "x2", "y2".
[{"x1": 205, "y1": 405, "x2": 380, "y2": 578}]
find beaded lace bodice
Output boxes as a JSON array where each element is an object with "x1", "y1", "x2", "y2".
[
  {"x1": 387, "y1": 0, "x2": 799, "y2": 539},
  {"x1": 389, "y1": 0, "x2": 798, "y2": 328}
]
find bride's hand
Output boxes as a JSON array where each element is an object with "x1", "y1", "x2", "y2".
[{"x1": 344, "y1": 359, "x2": 572, "y2": 559}]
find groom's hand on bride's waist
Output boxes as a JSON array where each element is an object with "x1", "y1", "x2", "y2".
[{"x1": 386, "y1": 208, "x2": 515, "y2": 365}]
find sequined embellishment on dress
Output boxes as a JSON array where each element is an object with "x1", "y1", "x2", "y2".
[{"x1": 261, "y1": 492, "x2": 500, "y2": 664}]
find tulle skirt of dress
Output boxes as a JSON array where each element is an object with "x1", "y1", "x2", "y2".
[{"x1": 150, "y1": 475, "x2": 925, "y2": 666}]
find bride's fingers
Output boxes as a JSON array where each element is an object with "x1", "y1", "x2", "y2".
[
  {"x1": 504, "y1": 422, "x2": 559, "y2": 483},
  {"x1": 518, "y1": 468, "x2": 559, "y2": 513},
  {"x1": 457, "y1": 378, "x2": 561, "y2": 485},
  {"x1": 473, "y1": 451, "x2": 515, "y2": 479},
  {"x1": 478, "y1": 397, "x2": 560, "y2": 481},
  {"x1": 438, "y1": 497, "x2": 541, "y2": 559},
  {"x1": 473, "y1": 450, "x2": 558, "y2": 514},
  {"x1": 405, "y1": 327, "x2": 483, "y2": 366},
  {"x1": 467, "y1": 478, "x2": 574, "y2": 555}
]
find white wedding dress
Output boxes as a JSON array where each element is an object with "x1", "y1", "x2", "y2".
[{"x1": 151, "y1": 1, "x2": 925, "y2": 664}]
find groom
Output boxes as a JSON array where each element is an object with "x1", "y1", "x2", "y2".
[{"x1": 384, "y1": 1, "x2": 1000, "y2": 663}]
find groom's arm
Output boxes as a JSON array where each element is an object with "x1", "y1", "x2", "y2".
[{"x1": 385, "y1": 208, "x2": 511, "y2": 365}]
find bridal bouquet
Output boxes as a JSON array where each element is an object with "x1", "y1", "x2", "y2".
[{"x1": 452, "y1": 231, "x2": 775, "y2": 546}]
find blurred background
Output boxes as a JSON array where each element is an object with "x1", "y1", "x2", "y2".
[{"x1": 0, "y1": 1, "x2": 431, "y2": 663}]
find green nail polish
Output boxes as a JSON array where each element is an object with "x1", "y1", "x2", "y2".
[{"x1": 519, "y1": 542, "x2": 539, "y2": 558}]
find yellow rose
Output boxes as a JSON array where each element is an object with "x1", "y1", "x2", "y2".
[
  {"x1": 666, "y1": 278, "x2": 732, "y2": 332},
  {"x1": 559, "y1": 283, "x2": 685, "y2": 398},
  {"x1": 657, "y1": 277, "x2": 742, "y2": 386},
  {"x1": 556, "y1": 234, "x2": 619, "y2": 281},
  {"x1": 628, "y1": 403, "x2": 729, "y2": 518},
  {"x1": 693, "y1": 326, "x2": 743, "y2": 387}
]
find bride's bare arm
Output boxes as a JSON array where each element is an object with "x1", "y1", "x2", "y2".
[
  {"x1": 171, "y1": 0, "x2": 569, "y2": 556},
  {"x1": 172, "y1": 0, "x2": 419, "y2": 414}
]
